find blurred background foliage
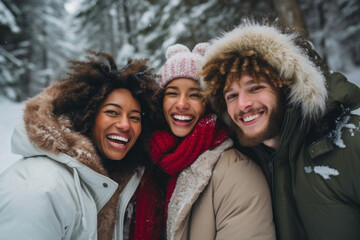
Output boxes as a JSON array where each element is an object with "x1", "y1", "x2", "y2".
[{"x1": 1, "y1": 0, "x2": 359, "y2": 101}]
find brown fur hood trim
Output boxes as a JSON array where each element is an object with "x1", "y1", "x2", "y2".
[
  {"x1": 203, "y1": 21, "x2": 328, "y2": 122},
  {"x1": 23, "y1": 81, "x2": 119, "y2": 240},
  {"x1": 24, "y1": 80, "x2": 107, "y2": 175}
]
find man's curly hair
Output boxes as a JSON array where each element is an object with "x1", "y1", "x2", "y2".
[
  {"x1": 51, "y1": 50, "x2": 158, "y2": 170},
  {"x1": 199, "y1": 50, "x2": 289, "y2": 115},
  {"x1": 199, "y1": 27, "x2": 330, "y2": 117}
]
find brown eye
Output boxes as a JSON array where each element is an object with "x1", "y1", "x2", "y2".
[
  {"x1": 105, "y1": 110, "x2": 117, "y2": 115},
  {"x1": 164, "y1": 91, "x2": 177, "y2": 96},
  {"x1": 129, "y1": 115, "x2": 141, "y2": 122},
  {"x1": 250, "y1": 86, "x2": 264, "y2": 92},
  {"x1": 190, "y1": 93, "x2": 202, "y2": 98},
  {"x1": 226, "y1": 93, "x2": 237, "y2": 101}
]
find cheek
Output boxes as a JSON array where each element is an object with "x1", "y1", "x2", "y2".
[
  {"x1": 132, "y1": 124, "x2": 142, "y2": 140},
  {"x1": 226, "y1": 103, "x2": 236, "y2": 116},
  {"x1": 162, "y1": 98, "x2": 171, "y2": 113},
  {"x1": 162, "y1": 100, "x2": 172, "y2": 123},
  {"x1": 92, "y1": 116, "x2": 105, "y2": 144},
  {"x1": 194, "y1": 101, "x2": 206, "y2": 116},
  {"x1": 91, "y1": 127, "x2": 101, "y2": 151},
  {"x1": 263, "y1": 94, "x2": 278, "y2": 110},
  {"x1": 93, "y1": 115, "x2": 108, "y2": 131}
]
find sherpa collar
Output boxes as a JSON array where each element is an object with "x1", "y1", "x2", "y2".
[{"x1": 167, "y1": 138, "x2": 233, "y2": 240}]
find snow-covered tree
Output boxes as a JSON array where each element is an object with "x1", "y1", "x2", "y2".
[
  {"x1": 273, "y1": 0, "x2": 308, "y2": 37},
  {"x1": 0, "y1": 0, "x2": 75, "y2": 101},
  {"x1": 0, "y1": 0, "x2": 22, "y2": 100},
  {"x1": 117, "y1": 0, "x2": 275, "y2": 70},
  {"x1": 1, "y1": 0, "x2": 359, "y2": 101},
  {"x1": 301, "y1": 0, "x2": 360, "y2": 71}
]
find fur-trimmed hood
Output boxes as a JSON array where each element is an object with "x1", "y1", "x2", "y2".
[
  {"x1": 22, "y1": 81, "x2": 108, "y2": 174},
  {"x1": 24, "y1": 82, "x2": 107, "y2": 176},
  {"x1": 202, "y1": 21, "x2": 328, "y2": 123},
  {"x1": 11, "y1": 81, "x2": 121, "y2": 240}
]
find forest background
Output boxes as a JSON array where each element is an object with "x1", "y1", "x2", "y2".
[
  {"x1": 1, "y1": 0, "x2": 359, "y2": 101},
  {"x1": 0, "y1": 0, "x2": 359, "y2": 172}
]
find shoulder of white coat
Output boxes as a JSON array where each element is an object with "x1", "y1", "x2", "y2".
[
  {"x1": 0, "y1": 156, "x2": 70, "y2": 188},
  {"x1": 0, "y1": 157, "x2": 77, "y2": 213}
]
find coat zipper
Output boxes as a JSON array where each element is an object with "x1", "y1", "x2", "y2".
[
  {"x1": 113, "y1": 168, "x2": 144, "y2": 240},
  {"x1": 270, "y1": 109, "x2": 291, "y2": 238}
]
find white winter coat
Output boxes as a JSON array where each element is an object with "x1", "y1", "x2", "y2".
[{"x1": 0, "y1": 122, "x2": 143, "y2": 240}]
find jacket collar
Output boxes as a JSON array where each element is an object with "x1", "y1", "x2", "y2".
[
  {"x1": 13, "y1": 82, "x2": 122, "y2": 240},
  {"x1": 167, "y1": 138, "x2": 233, "y2": 240},
  {"x1": 12, "y1": 120, "x2": 118, "y2": 211},
  {"x1": 20, "y1": 81, "x2": 109, "y2": 177}
]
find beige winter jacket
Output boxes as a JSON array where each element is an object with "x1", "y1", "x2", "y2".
[{"x1": 167, "y1": 139, "x2": 275, "y2": 240}]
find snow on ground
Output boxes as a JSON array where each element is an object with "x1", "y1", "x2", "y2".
[
  {"x1": 0, "y1": 68, "x2": 359, "y2": 174},
  {"x1": 0, "y1": 97, "x2": 24, "y2": 173}
]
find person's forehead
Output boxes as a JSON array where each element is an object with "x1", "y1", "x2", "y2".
[{"x1": 224, "y1": 73, "x2": 274, "y2": 93}]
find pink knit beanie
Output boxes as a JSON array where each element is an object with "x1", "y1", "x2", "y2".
[{"x1": 158, "y1": 42, "x2": 209, "y2": 88}]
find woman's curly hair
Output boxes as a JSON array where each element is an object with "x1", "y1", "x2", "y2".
[{"x1": 52, "y1": 50, "x2": 158, "y2": 170}]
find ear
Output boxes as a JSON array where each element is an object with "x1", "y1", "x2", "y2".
[{"x1": 166, "y1": 44, "x2": 190, "y2": 59}]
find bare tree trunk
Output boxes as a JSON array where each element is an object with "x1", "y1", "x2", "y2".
[
  {"x1": 122, "y1": 0, "x2": 133, "y2": 45},
  {"x1": 317, "y1": 2, "x2": 327, "y2": 63},
  {"x1": 21, "y1": 10, "x2": 33, "y2": 100},
  {"x1": 41, "y1": 22, "x2": 51, "y2": 87},
  {"x1": 272, "y1": 0, "x2": 309, "y2": 38},
  {"x1": 107, "y1": 10, "x2": 116, "y2": 57}
]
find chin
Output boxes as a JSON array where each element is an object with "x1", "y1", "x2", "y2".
[
  {"x1": 106, "y1": 152, "x2": 126, "y2": 161},
  {"x1": 232, "y1": 122, "x2": 271, "y2": 147},
  {"x1": 171, "y1": 128, "x2": 192, "y2": 138}
]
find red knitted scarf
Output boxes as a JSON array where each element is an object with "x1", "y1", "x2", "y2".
[
  {"x1": 149, "y1": 114, "x2": 229, "y2": 215},
  {"x1": 133, "y1": 170, "x2": 164, "y2": 240},
  {"x1": 109, "y1": 167, "x2": 164, "y2": 240}
]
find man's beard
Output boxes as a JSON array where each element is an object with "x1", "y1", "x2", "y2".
[{"x1": 232, "y1": 100, "x2": 285, "y2": 147}]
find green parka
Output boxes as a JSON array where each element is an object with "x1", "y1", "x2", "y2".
[
  {"x1": 239, "y1": 72, "x2": 360, "y2": 240},
  {"x1": 201, "y1": 21, "x2": 360, "y2": 240}
]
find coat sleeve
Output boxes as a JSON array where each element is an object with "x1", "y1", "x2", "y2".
[
  {"x1": 341, "y1": 114, "x2": 360, "y2": 204},
  {"x1": 0, "y1": 174, "x2": 75, "y2": 239},
  {"x1": 213, "y1": 149, "x2": 276, "y2": 240}
]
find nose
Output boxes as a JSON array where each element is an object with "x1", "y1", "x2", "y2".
[
  {"x1": 175, "y1": 94, "x2": 189, "y2": 110},
  {"x1": 115, "y1": 115, "x2": 130, "y2": 131},
  {"x1": 237, "y1": 91, "x2": 253, "y2": 110}
]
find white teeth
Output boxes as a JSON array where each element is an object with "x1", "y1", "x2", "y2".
[
  {"x1": 173, "y1": 115, "x2": 193, "y2": 121},
  {"x1": 107, "y1": 135, "x2": 129, "y2": 142},
  {"x1": 243, "y1": 114, "x2": 260, "y2": 122}
]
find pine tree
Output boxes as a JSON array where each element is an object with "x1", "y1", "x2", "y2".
[{"x1": 0, "y1": 0, "x2": 74, "y2": 101}]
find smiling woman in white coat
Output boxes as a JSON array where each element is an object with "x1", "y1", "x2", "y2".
[{"x1": 0, "y1": 50, "x2": 165, "y2": 240}]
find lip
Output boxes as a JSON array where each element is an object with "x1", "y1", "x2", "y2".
[
  {"x1": 239, "y1": 111, "x2": 264, "y2": 126},
  {"x1": 171, "y1": 113, "x2": 195, "y2": 126},
  {"x1": 106, "y1": 134, "x2": 130, "y2": 150}
]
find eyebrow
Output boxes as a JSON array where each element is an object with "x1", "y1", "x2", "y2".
[
  {"x1": 165, "y1": 86, "x2": 201, "y2": 91},
  {"x1": 189, "y1": 87, "x2": 201, "y2": 91},
  {"x1": 224, "y1": 88, "x2": 233, "y2": 94},
  {"x1": 224, "y1": 78, "x2": 265, "y2": 93},
  {"x1": 104, "y1": 103, "x2": 141, "y2": 114}
]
